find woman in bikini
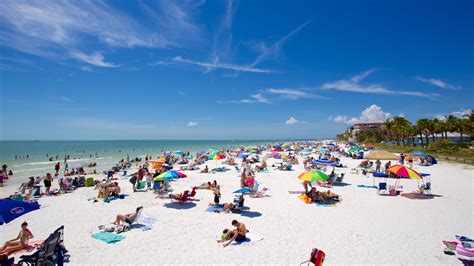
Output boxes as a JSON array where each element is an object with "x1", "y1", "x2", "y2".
[{"x1": 111, "y1": 206, "x2": 143, "y2": 225}]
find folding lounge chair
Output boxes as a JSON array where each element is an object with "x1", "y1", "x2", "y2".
[
  {"x1": 300, "y1": 248, "x2": 326, "y2": 266},
  {"x1": 189, "y1": 187, "x2": 196, "y2": 198},
  {"x1": 174, "y1": 190, "x2": 189, "y2": 204},
  {"x1": 117, "y1": 208, "x2": 143, "y2": 233},
  {"x1": 335, "y1": 173, "x2": 345, "y2": 182},
  {"x1": 85, "y1": 177, "x2": 94, "y2": 187},
  {"x1": 378, "y1": 182, "x2": 387, "y2": 194},
  {"x1": 20, "y1": 226, "x2": 67, "y2": 266}
]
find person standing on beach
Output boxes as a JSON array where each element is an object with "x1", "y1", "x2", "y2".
[
  {"x1": 2, "y1": 163, "x2": 7, "y2": 175},
  {"x1": 375, "y1": 160, "x2": 381, "y2": 173},
  {"x1": 44, "y1": 173, "x2": 52, "y2": 195},
  {"x1": 54, "y1": 162, "x2": 60, "y2": 174}
]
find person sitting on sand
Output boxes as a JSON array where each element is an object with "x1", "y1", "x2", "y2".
[
  {"x1": 217, "y1": 220, "x2": 248, "y2": 247},
  {"x1": 111, "y1": 206, "x2": 143, "y2": 226},
  {"x1": 0, "y1": 222, "x2": 34, "y2": 255},
  {"x1": 255, "y1": 160, "x2": 267, "y2": 172},
  {"x1": 18, "y1": 177, "x2": 35, "y2": 192},
  {"x1": 210, "y1": 185, "x2": 221, "y2": 205},
  {"x1": 200, "y1": 165, "x2": 209, "y2": 173},
  {"x1": 156, "y1": 192, "x2": 186, "y2": 200}
]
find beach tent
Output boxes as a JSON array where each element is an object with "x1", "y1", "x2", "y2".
[
  {"x1": 364, "y1": 150, "x2": 399, "y2": 160},
  {"x1": 426, "y1": 155, "x2": 437, "y2": 165},
  {"x1": 0, "y1": 200, "x2": 40, "y2": 225}
]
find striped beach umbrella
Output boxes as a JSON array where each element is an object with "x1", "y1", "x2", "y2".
[
  {"x1": 298, "y1": 170, "x2": 329, "y2": 182},
  {"x1": 387, "y1": 165, "x2": 422, "y2": 179}
]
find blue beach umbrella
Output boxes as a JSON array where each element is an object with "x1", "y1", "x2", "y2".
[
  {"x1": 0, "y1": 200, "x2": 40, "y2": 225},
  {"x1": 233, "y1": 188, "x2": 251, "y2": 194},
  {"x1": 313, "y1": 159, "x2": 337, "y2": 166},
  {"x1": 412, "y1": 151, "x2": 427, "y2": 156}
]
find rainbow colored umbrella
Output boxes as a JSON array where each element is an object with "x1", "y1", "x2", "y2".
[
  {"x1": 298, "y1": 170, "x2": 329, "y2": 182},
  {"x1": 154, "y1": 170, "x2": 186, "y2": 181},
  {"x1": 210, "y1": 153, "x2": 225, "y2": 160},
  {"x1": 387, "y1": 165, "x2": 422, "y2": 180}
]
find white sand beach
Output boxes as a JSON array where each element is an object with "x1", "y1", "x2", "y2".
[{"x1": 1, "y1": 152, "x2": 473, "y2": 265}]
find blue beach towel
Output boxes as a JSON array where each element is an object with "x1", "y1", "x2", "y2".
[
  {"x1": 358, "y1": 185, "x2": 378, "y2": 189},
  {"x1": 91, "y1": 232, "x2": 125, "y2": 244},
  {"x1": 206, "y1": 204, "x2": 225, "y2": 212}
]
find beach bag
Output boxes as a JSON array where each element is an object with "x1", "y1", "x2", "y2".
[
  {"x1": 310, "y1": 248, "x2": 325, "y2": 266},
  {"x1": 129, "y1": 175, "x2": 137, "y2": 184}
]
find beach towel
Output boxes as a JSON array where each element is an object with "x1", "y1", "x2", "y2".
[
  {"x1": 0, "y1": 240, "x2": 43, "y2": 256},
  {"x1": 315, "y1": 202, "x2": 337, "y2": 207},
  {"x1": 357, "y1": 185, "x2": 378, "y2": 189},
  {"x1": 231, "y1": 233, "x2": 264, "y2": 246},
  {"x1": 91, "y1": 232, "x2": 125, "y2": 244},
  {"x1": 206, "y1": 204, "x2": 225, "y2": 212},
  {"x1": 298, "y1": 194, "x2": 312, "y2": 204},
  {"x1": 135, "y1": 215, "x2": 157, "y2": 231}
]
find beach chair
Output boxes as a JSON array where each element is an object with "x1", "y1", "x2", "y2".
[
  {"x1": 189, "y1": 187, "x2": 197, "y2": 198},
  {"x1": 335, "y1": 173, "x2": 345, "y2": 183},
  {"x1": 19, "y1": 226, "x2": 67, "y2": 266},
  {"x1": 300, "y1": 248, "x2": 325, "y2": 266},
  {"x1": 85, "y1": 177, "x2": 94, "y2": 187},
  {"x1": 424, "y1": 182, "x2": 432, "y2": 195},
  {"x1": 378, "y1": 182, "x2": 387, "y2": 194},
  {"x1": 174, "y1": 190, "x2": 189, "y2": 204}
]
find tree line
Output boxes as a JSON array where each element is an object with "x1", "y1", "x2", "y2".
[{"x1": 336, "y1": 111, "x2": 473, "y2": 147}]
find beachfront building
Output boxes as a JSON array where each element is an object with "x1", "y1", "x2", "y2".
[{"x1": 352, "y1": 122, "x2": 384, "y2": 133}]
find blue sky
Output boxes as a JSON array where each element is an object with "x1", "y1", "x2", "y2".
[{"x1": 0, "y1": 0, "x2": 473, "y2": 140}]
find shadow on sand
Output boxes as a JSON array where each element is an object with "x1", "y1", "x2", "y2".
[{"x1": 163, "y1": 202, "x2": 197, "y2": 209}]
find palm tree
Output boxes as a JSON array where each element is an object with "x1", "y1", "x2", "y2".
[
  {"x1": 416, "y1": 118, "x2": 431, "y2": 146},
  {"x1": 456, "y1": 118, "x2": 471, "y2": 143},
  {"x1": 392, "y1": 116, "x2": 411, "y2": 146},
  {"x1": 446, "y1": 115, "x2": 459, "y2": 137},
  {"x1": 382, "y1": 119, "x2": 394, "y2": 141}
]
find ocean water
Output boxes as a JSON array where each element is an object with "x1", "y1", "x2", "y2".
[{"x1": 0, "y1": 140, "x2": 277, "y2": 183}]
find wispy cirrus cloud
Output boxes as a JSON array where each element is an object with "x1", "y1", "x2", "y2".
[
  {"x1": 416, "y1": 76, "x2": 461, "y2": 90},
  {"x1": 172, "y1": 56, "x2": 273, "y2": 73},
  {"x1": 266, "y1": 88, "x2": 328, "y2": 100},
  {"x1": 251, "y1": 20, "x2": 310, "y2": 67},
  {"x1": 50, "y1": 96, "x2": 73, "y2": 103},
  {"x1": 322, "y1": 69, "x2": 440, "y2": 99},
  {"x1": 218, "y1": 93, "x2": 272, "y2": 104},
  {"x1": 0, "y1": 0, "x2": 202, "y2": 68},
  {"x1": 71, "y1": 52, "x2": 118, "y2": 68}
]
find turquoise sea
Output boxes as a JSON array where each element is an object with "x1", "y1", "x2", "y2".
[{"x1": 0, "y1": 140, "x2": 280, "y2": 183}]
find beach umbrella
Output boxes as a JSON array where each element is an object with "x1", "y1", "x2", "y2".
[
  {"x1": 175, "y1": 151, "x2": 185, "y2": 155},
  {"x1": 298, "y1": 170, "x2": 329, "y2": 182},
  {"x1": 364, "y1": 150, "x2": 399, "y2": 160},
  {"x1": 387, "y1": 165, "x2": 422, "y2": 180},
  {"x1": 237, "y1": 153, "x2": 248, "y2": 159},
  {"x1": 0, "y1": 200, "x2": 40, "y2": 225},
  {"x1": 302, "y1": 148, "x2": 313, "y2": 153},
  {"x1": 319, "y1": 149, "x2": 329, "y2": 153},
  {"x1": 154, "y1": 170, "x2": 186, "y2": 181},
  {"x1": 233, "y1": 187, "x2": 251, "y2": 194},
  {"x1": 210, "y1": 153, "x2": 225, "y2": 160},
  {"x1": 313, "y1": 159, "x2": 337, "y2": 166}
]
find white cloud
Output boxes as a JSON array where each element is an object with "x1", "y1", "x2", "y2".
[
  {"x1": 330, "y1": 104, "x2": 392, "y2": 125},
  {"x1": 72, "y1": 52, "x2": 118, "y2": 68},
  {"x1": 285, "y1": 117, "x2": 300, "y2": 125},
  {"x1": 172, "y1": 56, "x2": 273, "y2": 73},
  {"x1": 187, "y1": 121, "x2": 198, "y2": 127},
  {"x1": 241, "y1": 93, "x2": 271, "y2": 104},
  {"x1": 252, "y1": 20, "x2": 310, "y2": 67},
  {"x1": 0, "y1": 0, "x2": 201, "y2": 67},
  {"x1": 266, "y1": 88, "x2": 328, "y2": 99},
  {"x1": 434, "y1": 109, "x2": 471, "y2": 120},
  {"x1": 322, "y1": 70, "x2": 439, "y2": 99},
  {"x1": 416, "y1": 76, "x2": 461, "y2": 90},
  {"x1": 50, "y1": 96, "x2": 73, "y2": 103}
]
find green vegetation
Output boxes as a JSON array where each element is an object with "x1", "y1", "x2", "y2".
[{"x1": 336, "y1": 110, "x2": 474, "y2": 160}]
